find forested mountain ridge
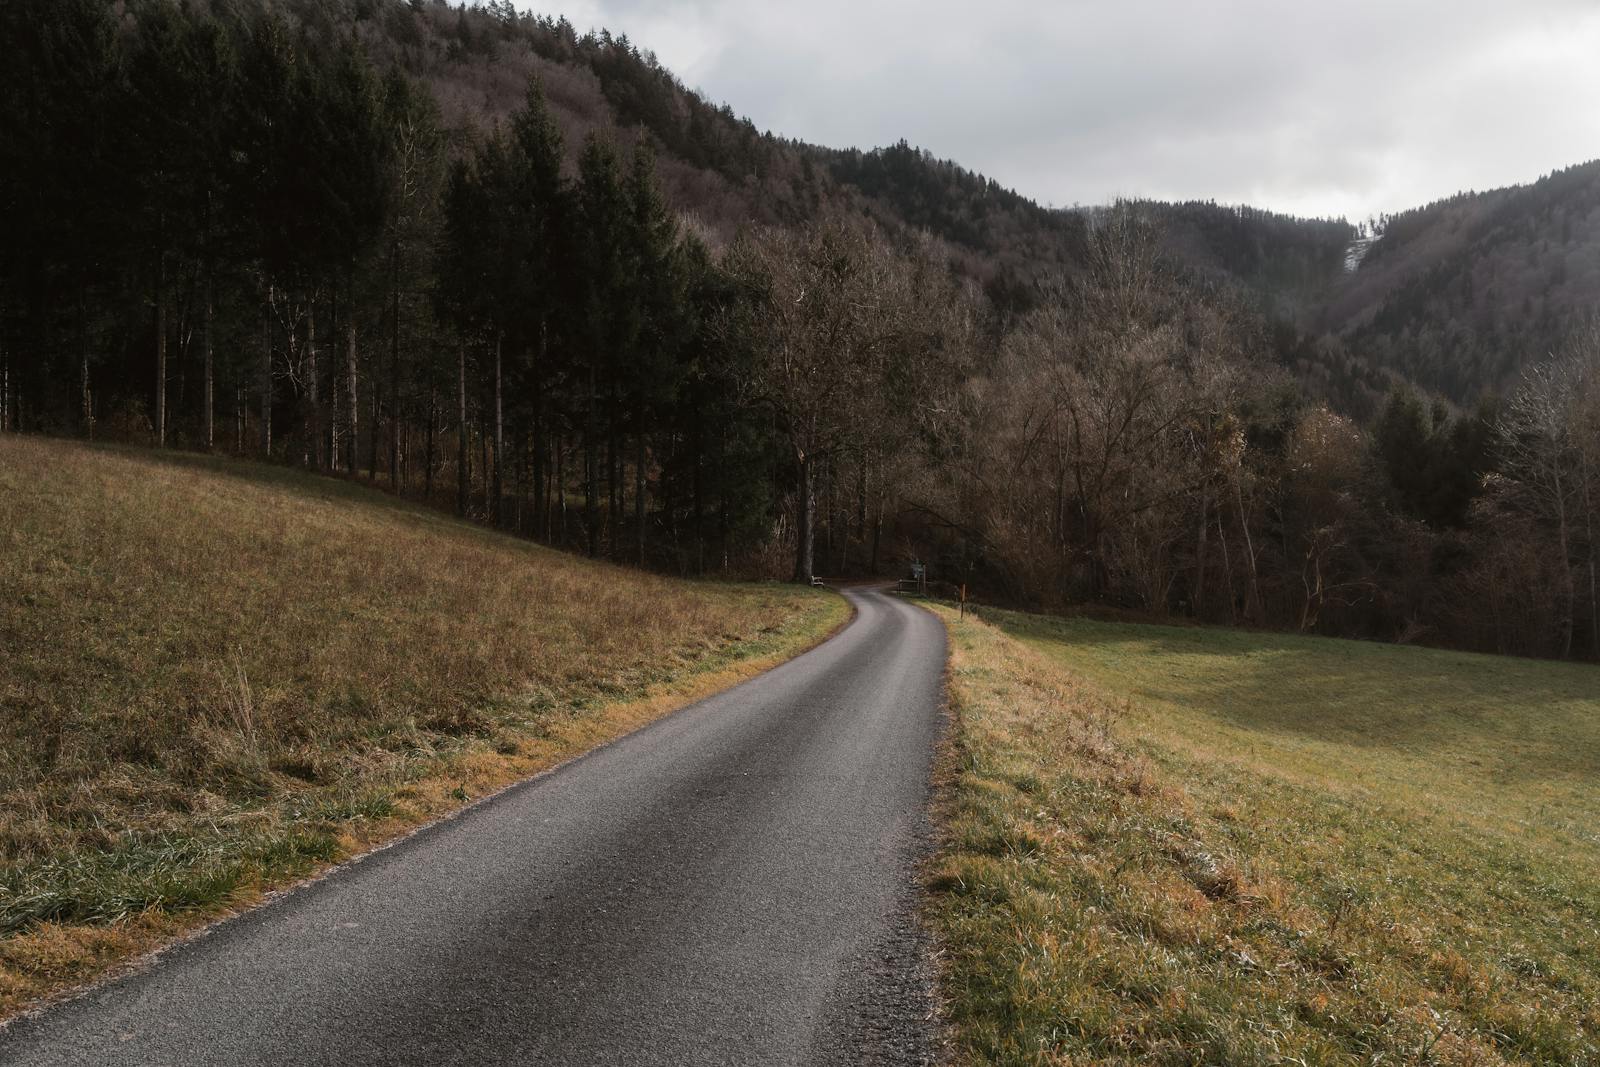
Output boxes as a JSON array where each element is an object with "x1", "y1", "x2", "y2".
[
  {"x1": 353, "y1": 0, "x2": 1086, "y2": 297},
  {"x1": 1084, "y1": 167, "x2": 1600, "y2": 418},
  {"x1": 1317, "y1": 159, "x2": 1600, "y2": 405}
]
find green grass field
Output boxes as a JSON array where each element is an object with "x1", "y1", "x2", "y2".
[
  {"x1": 0, "y1": 436, "x2": 843, "y2": 1018},
  {"x1": 930, "y1": 604, "x2": 1600, "y2": 1065}
]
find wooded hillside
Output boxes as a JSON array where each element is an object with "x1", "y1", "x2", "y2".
[
  {"x1": 3, "y1": 0, "x2": 1597, "y2": 662},
  {"x1": 1322, "y1": 161, "x2": 1600, "y2": 405}
]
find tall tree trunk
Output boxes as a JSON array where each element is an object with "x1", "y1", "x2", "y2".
[
  {"x1": 81, "y1": 349, "x2": 92, "y2": 437},
  {"x1": 716, "y1": 423, "x2": 729, "y2": 571},
  {"x1": 534, "y1": 321, "x2": 548, "y2": 540},
  {"x1": 79, "y1": 299, "x2": 92, "y2": 438},
  {"x1": 388, "y1": 238, "x2": 401, "y2": 492},
  {"x1": 607, "y1": 381, "x2": 619, "y2": 554},
  {"x1": 202, "y1": 270, "x2": 214, "y2": 451},
  {"x1": 516, "y1": 430, "x2": 528, "y2": 533},
  {"x1": 1585, "y1": 457, "x2": 1599, "y2": 660},
  {"x1": 871, "y1": 463, "x2": 885, "y2": 575},
  {"x1": 1, "y1": 337, "x2": 10, "y2": 433},
  {"x1": 557, "y1": 431, "x2": 568, "y2": 549},
  {"x1": 856, "y1": 460, "x2": 867, "y2": 542},
  {"x1": 1573, "y1": 442, "x2": 1598, "y2": 660},
  {"x1": 346, "y1": 317, "x2": 359, "y2": 476},
  {"x1": 586, "y1": 358, "x2": 599, "y2": 557},
  {"x1": 634, "y1": 404, "x2": 646, "y2": 565},
  {"x1": 259, "y1": 289, "x2": 272, "y2": 456},
  {"x1": 1233, "y1": 474, "x2": 1263, "y2": 624},
  {"x1": 324, "y1": 299, "x2": 337, "y2": 470},
  {"x1": 368, "y1": 381, "x2": 380, "y2": 480},
  {"x1": 825, "y1": 460, "x2": 838, "y2": 575},
  {"x1": 1555, "y1": 468, "x2": 1575, "y2": 659},
  {"x1": 1218, "y1": 510, "x2": 1238, "y2": 625},
  {"x1": 1192, "y1": 490, "x2": 1210, "y2": 618},
  {"x1": 155, "y1": 253, "x2": 167, "y2": 446},
  {"x1": 457, "y1": 341, "x2": 469, "y2": 517},
  {"x1": 793, "y1": 450, "x2": 815, "y2": 583},
  {"x1": 424, "y1": 383, "x2": 436, "y2": 501},
  {"x1": 305, "y1": 298, "x2": 319, "y2": 469},
  {"x1": 492, "y1": 332, "x2": 503, "y2": 526},
  {"x1": 400, "y1": 421, "x2": 410, "y2": 494},
  {"x1": 1054, "y1": 464, "x2": 1066, "y2": 554},
  {"x1": 692, "y1": 402, "x2": 704, "y2": 574}
]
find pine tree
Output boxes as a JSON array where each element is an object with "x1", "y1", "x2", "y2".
[
  {"x1": 622, "y1": 142, "x2": 685, "y2": 562},
  {"x1": 3, "y1": 0, "x2": 119, "y2": 433},
  {"x1": 507, "y1": 79, "x2": 568, "y2": 536},
  {"x1": 124, "y1": 0, "x2": 237, "y2": 449},
  {"x1": 376, "y1": 68, "x2": 444, "y2": 485},
  {"x1": 576, "y1": 136, "x2": 631, "y2": 555}
]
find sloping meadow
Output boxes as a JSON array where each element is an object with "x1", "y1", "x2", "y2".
[
  {"x1": 929, "y1": 603, "x2": 1599, "y2": 1065},
  {"x1": 0, "y1": 437, "x2": 841, "y2": 1016}
]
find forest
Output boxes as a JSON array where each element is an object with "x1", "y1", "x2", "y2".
[{"x1": 2, "y1": 0, "x2": 1598, "y2": 662}]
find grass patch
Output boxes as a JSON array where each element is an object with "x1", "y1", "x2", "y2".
[
  {"x1": 927, "y1": 603, "x2": 1600, "y2": 1065},
  {"x1": 0, "y1": 436, "x2": 845, "y2": 1018}
]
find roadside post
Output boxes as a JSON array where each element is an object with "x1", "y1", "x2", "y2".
[{"x1": 960, "y1": 583, "x2": 967, "y2": 619}]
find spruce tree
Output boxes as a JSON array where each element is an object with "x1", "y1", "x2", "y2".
[{"x1": 576, "y1": 136, "x2": 631, "y2": 555}]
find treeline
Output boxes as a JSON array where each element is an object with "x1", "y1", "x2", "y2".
[{"x1": 918, "y1": 212, "x2": 1600, "y2": 662}]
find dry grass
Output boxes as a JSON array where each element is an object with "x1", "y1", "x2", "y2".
[
  {"x1": 0, "y1": 436, "x2": 844, "y2": 1019},
  {"x1": 927, "y1": 603, "x2": 1600, "y2": 1066}
]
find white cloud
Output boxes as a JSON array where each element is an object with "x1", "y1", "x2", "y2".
[{"x1": 526, "y1": 0, "x2": 1600, "y2": 219}]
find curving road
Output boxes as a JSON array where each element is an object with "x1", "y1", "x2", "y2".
[{"x1": 0, "y1": 587, "x2": 946, "y2": 1066}]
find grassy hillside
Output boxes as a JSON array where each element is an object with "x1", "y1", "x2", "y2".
[
  {"x1": 0, "y1": 436, "x2": 844, "y2": 1018},
  {"x1": 929, "y1": 603, "x2": 1599, "y2": 1065}
]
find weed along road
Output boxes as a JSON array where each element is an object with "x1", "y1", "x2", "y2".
[{"x1": 0, "y1": 587, "x2": 946, "y2": 1066}]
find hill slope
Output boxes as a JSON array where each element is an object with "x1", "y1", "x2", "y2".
[
  {"x1": 1323, "y1": 160, "x2": 1600, "y2": 404},
  {"x1": 0, "y1": 435, "x2": 841, "y2": 1018},
  {"x1": 348, "y1": 1, "x2": 1087, "y2": 293}
]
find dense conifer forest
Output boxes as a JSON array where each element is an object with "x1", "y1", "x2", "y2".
[{"x1": 2, "y1": 0, "x2": 1598, "y2": 660}]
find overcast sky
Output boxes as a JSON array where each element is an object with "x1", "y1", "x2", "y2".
[{"x1": 538, "y1": 0, "x2": 1600, "y2": 222}]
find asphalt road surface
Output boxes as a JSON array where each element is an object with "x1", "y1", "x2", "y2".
[{"x1": 1, "y1": 586, "x2": 947, "y2": 1066}]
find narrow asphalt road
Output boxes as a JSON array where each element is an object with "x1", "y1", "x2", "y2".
[{"x1": 1, "y1": 587, "x2": 947, "y2": 1066}]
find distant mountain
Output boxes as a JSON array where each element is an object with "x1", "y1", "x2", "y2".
[
  {"x1": 1106, "y1": 168, "x2": 1600, "y2": 415},
  {"x1": 1138, "y1": 200, "x2": 1354, "y2": 320},
  {"x1": 353, "y1": 2, "x2": 1085, "y2": 307},
  {"x1": 1318, "y1": 160, "x2": 1600, "y2": 404}
]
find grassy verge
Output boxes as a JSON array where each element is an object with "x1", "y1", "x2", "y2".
[
  {"x1": 0, "y1": 436, "x2": 846, "y2": 1020},
  {"x1": 927, "y1": 602, "x2": 1600, "y2": 1065}
]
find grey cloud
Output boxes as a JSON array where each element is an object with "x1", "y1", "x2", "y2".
[{"x1": 547, "y1": 0, "x2": 1600, "y2": 219}]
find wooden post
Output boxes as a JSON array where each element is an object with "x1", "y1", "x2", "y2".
[{"x1": 960, "y1": 584, "x2": 967, "y2": 619}]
